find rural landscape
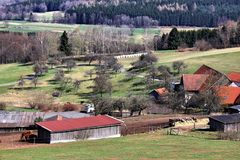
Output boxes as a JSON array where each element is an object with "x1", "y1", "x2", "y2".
[{"x1": 0, "y1": 0, "x2": 240, "y2": 160}]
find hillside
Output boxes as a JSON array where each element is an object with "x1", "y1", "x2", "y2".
[
  {"x1": 0, "y1": 48, "x2": 239, "y2": 108},
  {"x1": 1, "y1": 0, "x2": 240, "y2": 27}
]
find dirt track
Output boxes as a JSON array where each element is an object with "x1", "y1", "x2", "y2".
[{"x1": 0, "y1": 132, "x2": 45, "y2": 150}]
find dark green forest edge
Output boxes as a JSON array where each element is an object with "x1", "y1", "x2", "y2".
[{"x1": 1, "y1": 0, "x2": 240, "y2": 27}]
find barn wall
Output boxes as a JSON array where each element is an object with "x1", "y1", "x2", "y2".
[
  {"x1": 209, "y1": 119, "x2": 224, "y2": 131},
  {"x1": 50, "y1": 125, "x2": 121, "y2": 144},
  {"x1": 224, "y1": 123, "x2": 240, "y2": 132},
  {"x1": 37, "y1": 126, "x2": 51, "y2": 143}
]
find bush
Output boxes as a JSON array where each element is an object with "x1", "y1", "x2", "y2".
[
  {"x1": 28, "y1": 92, "x2": 54, "y2": 110},
  {"x1": 194, "y1": 40, "x2": 212, "y2": 51},
  {"x1": 0, "y1": 102, "x2": 6, "y2": 110},
  {"x1": 62, "y1": 102, "x2": 80, "y2": 111}
]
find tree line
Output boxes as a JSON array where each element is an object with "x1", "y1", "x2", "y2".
[
  {"x1": 154, "y1": 21, "x2": 240, "y2": 51},
  {"x1": 0, "y1": 27, "x2": 145, "y2": 64},
  {"x1": 1, "y1": 0, "x2": 240, "y2": 27}
]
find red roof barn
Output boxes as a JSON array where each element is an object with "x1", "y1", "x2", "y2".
[
  {"x1": 194, "y1": 65, "x2": 220, "y2": 75},
  {"x1": 216, "y1": 86, "x2": 240, "y2": 105},
  {"x1": 37, "y1": 115, "x2": 123, "y2": 143},
  {"x1": 227, "y1": 72, "x2": 240, "y2": 83},
  {"x1": 182, "y1": 74, "x2": 209, "y2": 92}
]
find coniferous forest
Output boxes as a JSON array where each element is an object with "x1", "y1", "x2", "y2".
[{"x1": 1, "y1": 0, "x2": 240, "y2": 27}]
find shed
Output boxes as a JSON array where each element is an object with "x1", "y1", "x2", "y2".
[
  {"x1": 150, "y1": 87, "x2": 168, "y2": 101},
  {"x1": 36, "y1": 115, "x2": 123, "y2": 143},
  {"x1": 209, "y1": 114, "x2": 240, "y2": 132}
]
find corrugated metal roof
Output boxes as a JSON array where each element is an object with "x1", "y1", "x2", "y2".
[
  {"x1": 0, "y1": 111, "x2": 89, "y2": 128},
  {"x1": 0, "y1": 111, "x2": 45, "y2": 128},
  {"x1": 43, "y1": 111, "x2": 90, "y2": 120},
  {"x1": 210, "y1": 114, "x2": 240, "y2": 124},
  {"x1": 37, "y1": 115, "x2": 123, "y2": 133}
]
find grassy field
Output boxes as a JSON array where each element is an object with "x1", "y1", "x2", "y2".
[
  {"x1": 0, "y1": 131, "x2": 240, "y2": 160},
  {"x1": 0, "y1": 20, "x2": 209, "y2": 44},
  {"x1": 33, "y1": 11, "x2": 64, "y2": 22},
  {"x1": 0, "y1": 63, "x2": 32, "y2": 84},
  {"x1": 0, "y1": 48, "x2": 239, "y2": 105}
]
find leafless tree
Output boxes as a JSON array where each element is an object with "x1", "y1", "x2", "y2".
[
  {"x1": 194, "y1": 40, "x2": 212, "y2": 51},
  {"x1": 65, "y1": 59, "x2": 76, "y2": 71},
  {"x1": 172, "y1": 61, "x2": 187, "y2": 75},
  {"x1": 93, "y1": 74, "x2": 112, "y2": 97}
]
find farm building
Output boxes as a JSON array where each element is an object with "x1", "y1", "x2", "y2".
[
  {"x1": 0, "y1": 111, "x2": 44, "y2": 133},
  {"x1": 36, "y1": 115, "x2": 123, "y2": 144},
  {"x1": 215, "y1": 86, "x2": 240, "y2": 106},
  {"x1": 150, "y1": 87, "x2": 169, "y2": 101},
  {"x1": 209, "y1": 114, "x2": 240, "y2": 132},
  {"x1": 228, "y1": 72, "x2": 240, "y2": 87},
  {"x1": 181, "y1": 74, "x2": 209, "y2": 102},
  {"x1": 0, "y1": 111, "x2": 89, "y2": 133},
  {"x1": 194, "y1": 65, "x2": 230, "y2": 86}
]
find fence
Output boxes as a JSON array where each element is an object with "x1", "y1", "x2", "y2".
[{"x1": 121, "y1": 122, "x2": 169, "y2": 136}]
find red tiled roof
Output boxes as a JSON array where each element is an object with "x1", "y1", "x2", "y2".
[
  {"x1": 227, "y1": 72, "x2": 240, "y2": 83},
  {"x1": 216, "y1": 86, "x2": 240, "y2": 105},
  {"x1": 183, "y1": 74, "x2": 209, "y2": 91},
  {"x1": 155, "y1": 88, "x2": 169, "y2": 96},
  {"x1": 37, "y1": 115, "x2": 123, "y2": 132},
  {"x1": 194, "y1": 65, "x2": 220, "y2": 75}
]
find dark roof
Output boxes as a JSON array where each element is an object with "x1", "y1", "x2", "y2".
[
  {"x1": 210, "y1": 114, "x2": 240, "y2": 124},
  {"x1": 229, "y1": 105, "x2": 240, "y2": 111},
  {"x1": 36, "y1": 115, "x2": 123, "y2": 133}
]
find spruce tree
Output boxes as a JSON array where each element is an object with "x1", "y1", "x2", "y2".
[
  {"x1": 167, "y1": 28, "x2": 180, "y2": 50},
  {"x1": 59, "y1": 31, "x2": 72, "y2": 56}
]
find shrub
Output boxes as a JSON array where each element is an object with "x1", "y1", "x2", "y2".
[
  {"x1": 0, "y1": 102, "x2": 6, "y2": 110},
  {"x1": 194, "y1": 40, "x2": 212, "y2": 51},
  {"x1": 62, "y1": 102, "x2": 80, "y2": 111},
  {"x1": 28, "y1": 92, "x2": 54, "y2": 110}
]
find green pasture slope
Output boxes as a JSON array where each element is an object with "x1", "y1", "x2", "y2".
[
  {"x1": 0, "y1": 131, "x2": 240, "y2": 160},
  {"x1": 0, "y1": 48, "x2": 239, "y2": 102}
]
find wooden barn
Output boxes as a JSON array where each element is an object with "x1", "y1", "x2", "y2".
[
  {"x1": 209, "y1": 114, "x2": 240, "y2": 132},
  {"x1": 36, "y1": 115, "x2": 123, "y2": 144}
]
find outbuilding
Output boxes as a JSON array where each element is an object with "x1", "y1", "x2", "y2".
[
  {"x1": 209, "y1": 114, "x2": 240, "y2": 132},
  {"x1": 36, "y1": 115, "x2": 123, "y2": 143}
]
